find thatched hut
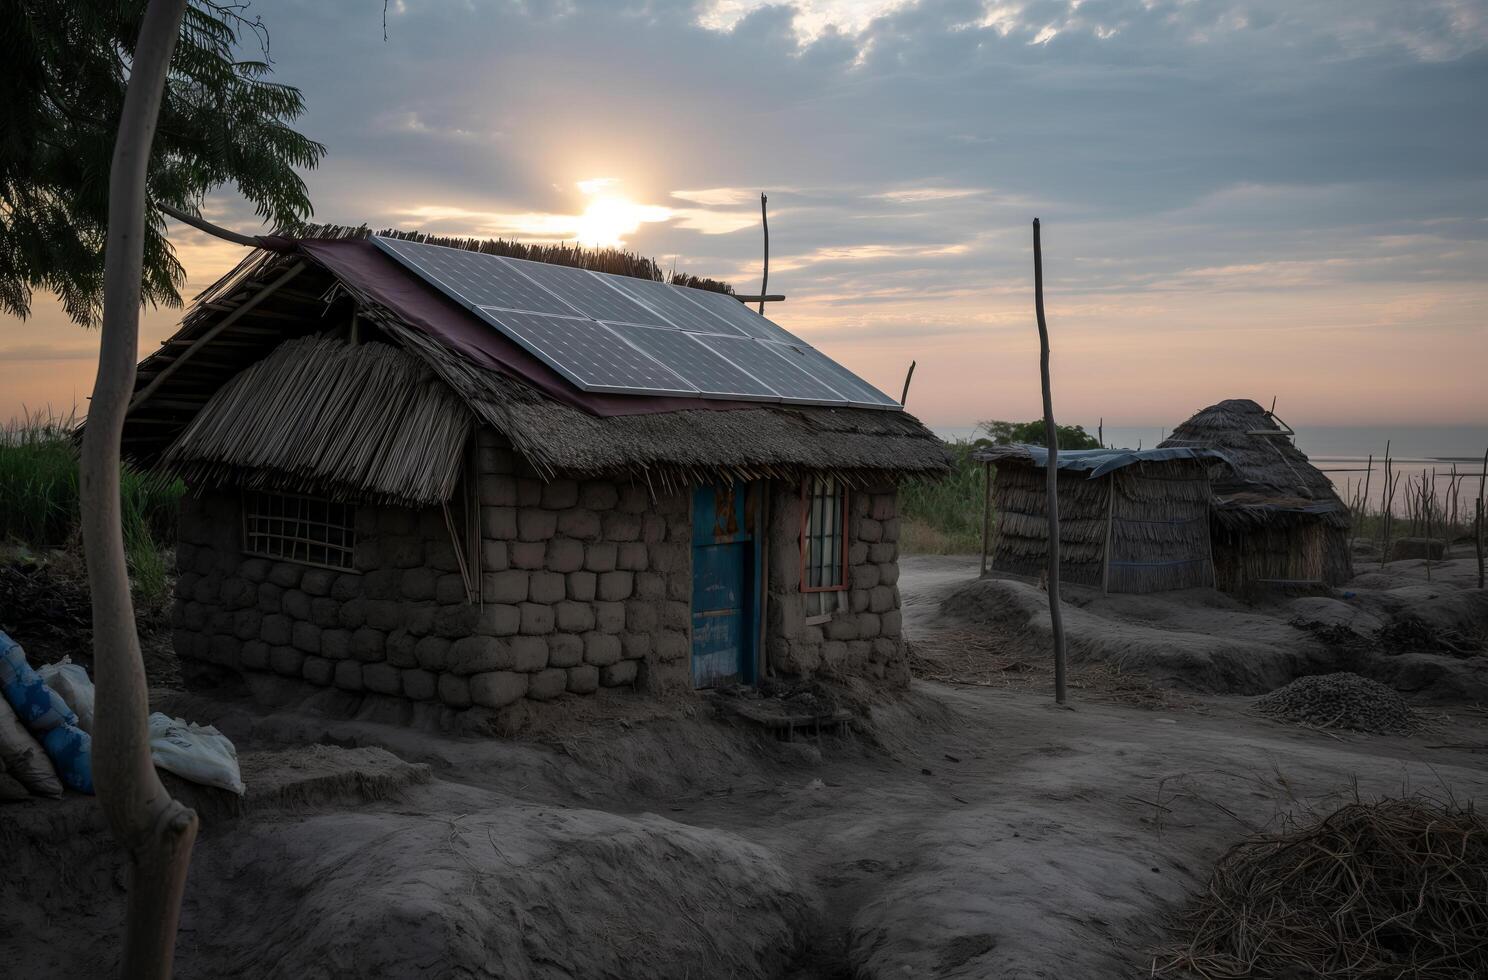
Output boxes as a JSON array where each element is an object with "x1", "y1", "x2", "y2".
[
  {"x1": 1159, "y1": 399, "x2": 1353, "y2": 591},
  {"x1": 974, "y1": 446, "x2": 1224, "y2": 593},
  {"x1": 123, "y1": 227, "x2": 947, "y2": 719}
]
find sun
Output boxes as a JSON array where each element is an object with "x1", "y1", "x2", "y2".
[{"x1": 572, "y1": 181, "x2": 670, "y2": 248}]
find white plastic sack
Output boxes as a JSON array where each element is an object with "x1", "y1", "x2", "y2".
[
  {"x1": 148, "y1": 713, "x2": 245, "y2": 795},
  {"x1": 39, "y1": 657, "x2": 95, "y2": 734}
]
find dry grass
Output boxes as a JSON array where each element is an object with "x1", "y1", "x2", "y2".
[{"x1": 1153, "y1": 794, "x2": 1488, "y2": 979}]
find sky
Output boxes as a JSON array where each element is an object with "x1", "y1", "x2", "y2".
[{"x1": 3, "y1": 0, "x2": 1486, "y2": 435}]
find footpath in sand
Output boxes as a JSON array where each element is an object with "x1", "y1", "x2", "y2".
[{"x1": 5, "y1": 555, "x2": 1488, "y2": 978}]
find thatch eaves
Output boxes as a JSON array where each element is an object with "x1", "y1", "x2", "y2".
[{"x1": 162, "y1": 335, "x2": 471, "y2": 506}]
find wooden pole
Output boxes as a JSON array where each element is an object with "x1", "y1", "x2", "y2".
[
  {"x1": 900, "y1": 360, "x2": 916, "y2": 406},
  {"x1": 80, "y1": 3, "x2": 199, "y2": 977},
  {"x1": 758, "y1": 192, "x2": 769, "y2": 316},
  {"x1": 1477, "y1": 448, "x2": 1486, "y2": 590},
  {"x1": 1033, "y1": 218, "x2": 1067, "y2": 704},
  {"x1": 1098, "y1": 416, "x2": 1103, "y2": 448},
  {"x1": 980, "y1": 461, "x2": 993, "y2": 577}
]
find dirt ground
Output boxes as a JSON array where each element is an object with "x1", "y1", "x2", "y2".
[{"x1": 4, "y1": 555, "x2": 1488, "y2": 978}]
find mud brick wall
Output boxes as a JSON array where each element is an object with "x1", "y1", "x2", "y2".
[
  {"x1": 172, "y1": 427, "x2": 694, "y2": 711},
  {"x1": 764, "y1": 482, "x2": 908, "y2": 686}
]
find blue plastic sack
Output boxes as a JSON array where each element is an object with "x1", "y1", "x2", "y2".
[
  {"x1": 43, "y1": 724, "x2": 94, "y2": 794},
  {"x1": 0, "y1": 631, "x2": 93, "y2": 794},
  {"x1": 1, "y1": 631, "x2": 78, "y2": 732}
]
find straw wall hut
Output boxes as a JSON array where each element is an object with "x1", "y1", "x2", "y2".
[
  {"x1": 123, "y1": 227, "x2": 947, "y2": 720},
  {"x1": 974, "y1": 446, "x2": 1223, "y2": 593},
  {"x1": 1159, "y1": 399, "x2": 1352, "y2": 591}
]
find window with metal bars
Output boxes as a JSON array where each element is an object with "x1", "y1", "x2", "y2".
[
  {"x1": 800, "y1": 476, "x2": 848, "y2": 593},
  {"x1": 242, "y1": 491, "x2": 356, "y2": 571}
]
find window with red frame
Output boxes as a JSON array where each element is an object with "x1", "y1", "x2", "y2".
[{"x1": 801, "y1": 475, "x2": 848, "y2": 595}]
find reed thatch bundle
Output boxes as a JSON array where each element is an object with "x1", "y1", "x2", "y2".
[
  {"x1": 162, "y1": 335, "x2": 471, "y2": 505},
  {"x1": 987, "y1": 455, "x2": 1216, "y2": 592}
]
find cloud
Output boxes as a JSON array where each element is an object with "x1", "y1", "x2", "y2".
[{"x1": 6, "y1": 0, "x2": 1487, "y2": 427}]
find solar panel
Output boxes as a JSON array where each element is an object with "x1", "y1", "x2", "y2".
[
  {"x1": 695, "y1": 334, "x2": 847, "y2": 403},
  {"x1": 604, "y1": 277, "x2": 749, "y2": 337},
  {"x1": 615, "y1": 325, "x2": 778, "y2": 399},
  {"x1": 477, "y1": 309, "x2": 696, "y2": 395},
  {"x1": 369, "y1": 235, "x2": 902, "y2": 411},
  {"x1": 761, "y1": 342, "x2": 901, "y2": 408},
  {"x1": 374, "y1": 237, "x2": 579, "y2": 316},
  {"x1": 676, "y1": 287, "x2": 803, "y2": 343},
  {"x1": 501, "y1": 258, "x2": 671, "y2": 327}
]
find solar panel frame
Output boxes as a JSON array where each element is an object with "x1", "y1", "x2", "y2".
[
  {"x1": 373, "y1": 236, "x2": 582, "y2": 316},
  {"x1": 761, "y1": 341, "x2": 902, "y2": 408},
  {"x1": 499, "y1": 257, "x2": 673, "y2": 328},
  {"x1": 477, "y1": 308, "x2": 698, "y2": 396},
  {"x1": 694, "y1": 334, "x2": 848, "y2": 405},
  {"x1": 611, "y1": 325, "x2": 780, "y2": 401}
]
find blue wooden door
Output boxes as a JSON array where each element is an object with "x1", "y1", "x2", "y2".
[{"x1": 691, "y1": 482, "x2": 760, "y2": 688}]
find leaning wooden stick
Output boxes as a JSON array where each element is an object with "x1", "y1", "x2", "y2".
[
  {"x1": 758, "y1": 192, "x2": 769, "y2": 316},
  {"x1": 1033, "y1": 218, "x2": 1067, "y2": 704},
  {"x1": 900, "y1": 360, "x2": 916, "y2": 406}
]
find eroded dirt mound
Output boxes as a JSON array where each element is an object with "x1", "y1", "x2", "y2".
[
  {"x1": 184, "y1": 785, "x2": 814, "y2": 980},
  {"x1": 1253, "y1": 673, "x2": 1422, "y2": 734}
]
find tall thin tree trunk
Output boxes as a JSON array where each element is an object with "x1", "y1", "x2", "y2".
[
  {"x1": 1033, "y1": 219, "x2": 1067, "y2": 704},
  {"x1": 78, "y1": 1, "x2": 197, "y2": 976}
]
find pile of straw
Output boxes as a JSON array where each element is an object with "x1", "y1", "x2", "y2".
[
  {"x1": 1154, "y1": 796, "x2": 1488, "y2": 979},
  {"x1": 1253, "y1": 673, "x2": 1421, "y2": 734}
]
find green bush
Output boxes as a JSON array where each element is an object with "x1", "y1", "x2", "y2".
[
  {"x1": 899, "y1": 440, "x2": 989, "y2": 554},
  {"x1": 0, "y1": 412, "x2": 183, "y2": 600}
]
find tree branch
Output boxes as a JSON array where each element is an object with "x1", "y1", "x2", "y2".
[{"x1": 156, "y1": 201, "x2": 264, "y2": 247}]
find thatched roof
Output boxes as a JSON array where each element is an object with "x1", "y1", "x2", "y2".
[
  {"x1": 1159, "y1": 398, "x2": 1348, "y2": 529},
  {"x1": 122, "y1": 225, "x2": 947, "y2": 500},
  {"x1": 162, "y1": 336, "x2": 471, "y2": 506}
]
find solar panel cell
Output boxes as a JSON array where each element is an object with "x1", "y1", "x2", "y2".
[
  {"x1": 695, "y1": 335, "x2": 846, "y2": 403},
  {"x1": 502, "y1": 259, "x2": 670, "y2": 327},
  {"x1": 763, "y1": 342, "x2": 901, "y2": 407},
  {"x1": 675, "y1": 287, "x2": 803, "y2": 343},
  {"x1": 604, "y1": 277, "x2": 749, "y2": 337},
  {"x1": 374, "y1": 237, "x2": 579, "y2": 315},
  {"x1": 616, "y1": 325, "x2": 778, "y2": 398},
  {"x1": 479, "y1": 309, "x2": 696, "y2": 394}
]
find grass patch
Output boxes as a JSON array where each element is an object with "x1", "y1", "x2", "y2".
[
  {"x1": 1, "y1": 411, "x2": 183, "y2": 601},
  {"x1": 899, "y1": 440, "x2": 990, "y2": 555}
]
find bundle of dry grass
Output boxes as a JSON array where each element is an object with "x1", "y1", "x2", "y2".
[
  {"x1": 1154, "y1": 795, "x2": 1488, "y2": 979},
  {"x1": 1253, "y1": 673, "x2": 1421, "y2": 734}
]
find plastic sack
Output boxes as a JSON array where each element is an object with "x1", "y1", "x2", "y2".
[
  {"x1": 0, "y1": 631, "x2": 77, "y2": 732},
  {"x1": 0, "y1": 697, "x2": 61, "y2": 797},
  {"x1": 148, "y1": 713, "x2": 245, "y2": 795},
  {"x1": 39, "y1": 657, "x2": 95, "y2": 733},
  {"x1": 0, "y1": 632, "x2": 94, "y2": 794}
]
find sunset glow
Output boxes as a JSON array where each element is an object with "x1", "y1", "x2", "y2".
[{"x1": 573, "y1": 187, "x2": 671, "y2": 248}]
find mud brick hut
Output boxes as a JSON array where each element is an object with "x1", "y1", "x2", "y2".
[
  {"x1": 974, "y1": 445, "x2": 1225, "y2": 593},
  {"x1": 1159, "y1": 398, "x2": 1353, "y2": 591},
  {"x1": 120, "y1": 229, "x2": 946, "y2": 717}
]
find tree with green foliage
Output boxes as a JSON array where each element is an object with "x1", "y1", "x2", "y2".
[
  {"x1": 978, "y1": 418, "x2": 1102, "y2": 450},
  {"x1": 3, "y1": 3, "x2": 321, "y2": 975},
  {"x1": 0, "y1": 0, "x2": 324, "y2": 324}
]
